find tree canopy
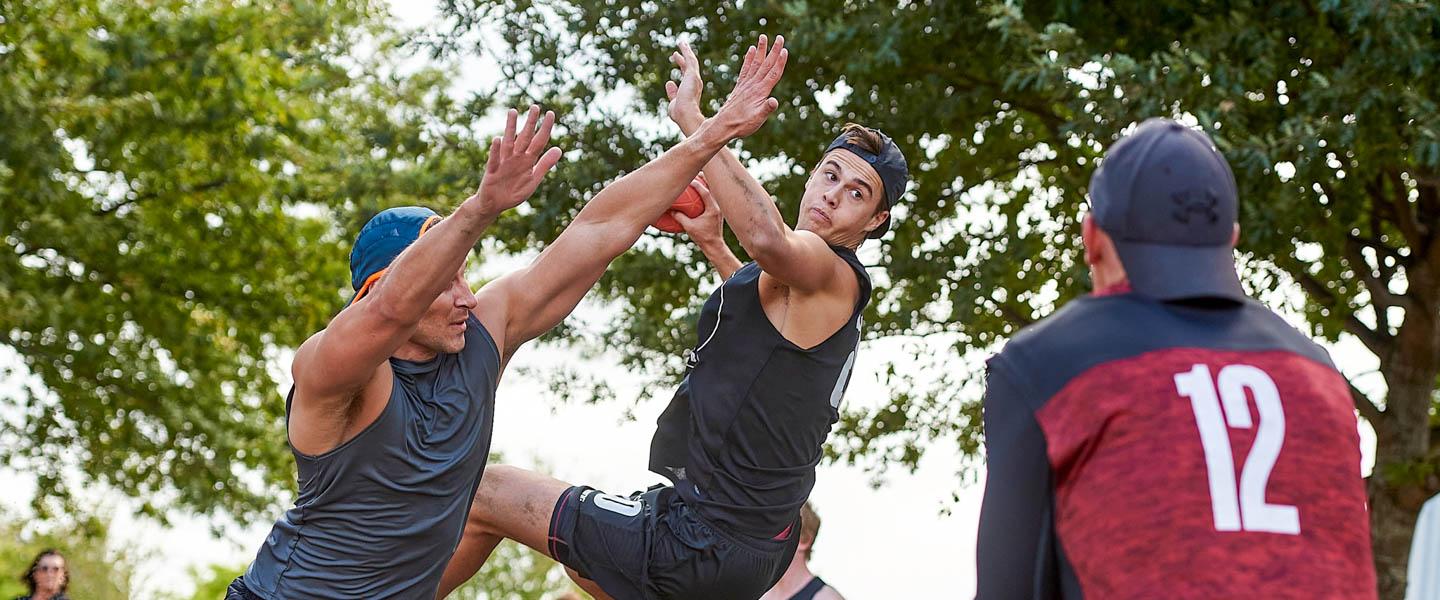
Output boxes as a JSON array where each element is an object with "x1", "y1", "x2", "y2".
[{"x1": 0, "y1": 0, "x2": 495, "y2": 521}]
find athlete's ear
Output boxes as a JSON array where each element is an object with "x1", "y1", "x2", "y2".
[
  {"x1": 1231, "y1": 223, "x2": 1240, "y2": 247},
  {"x1": 797, "y1": 534, "x2": 813, "y2": 553},
  {"x1": 1081, "y1": 214, "x2": 1106, "y2": 267},
  {"x1": 864, "y1": 208, "x2": 889, "y2": 236}
]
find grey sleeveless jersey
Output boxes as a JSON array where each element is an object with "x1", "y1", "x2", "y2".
[{"x1": 243, "y1": 311, "x2": 500, "y2": 599}]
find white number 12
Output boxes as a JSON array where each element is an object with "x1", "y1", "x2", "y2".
[{"x1": 1173, "y1": 363, "x2": 1300, "y2": 535}]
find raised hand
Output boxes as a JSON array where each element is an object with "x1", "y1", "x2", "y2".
[
  {"x1": 711, "y1": 34, "x2": 788, "y2": 141},
  {"x1": 665, "y1": 41, "x2": 706, "y2": 132},
  {"x1": 467, "y1": 105, "x2": 563, "y2": 216}
]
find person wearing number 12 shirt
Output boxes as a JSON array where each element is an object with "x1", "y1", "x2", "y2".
[{"x1": 976, "y1": 118, "x2": 1376, "y2": 599}]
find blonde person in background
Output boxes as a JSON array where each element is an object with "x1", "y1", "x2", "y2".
[{"x1": 760, "y1": 502, "x2": 845, "y2": 600}]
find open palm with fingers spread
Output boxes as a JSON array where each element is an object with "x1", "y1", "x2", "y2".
[
  {"x1": 467, "y1": 105, "x2": 563, "y2": 216},
  {"x1": 665, "y1": 41, "x2": 706, "y2": 130},
  {"x1": 708, "y1": 34, "x2": 789, "y2": 141}
]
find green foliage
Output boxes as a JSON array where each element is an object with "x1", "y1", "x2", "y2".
[
  {"x1": 430, "y1": 0, "x2": 1440, "y2": 477},
  {"x1": 0, "y1": 0, "x2": 494, "y2": 521},
  {"x1": 446, "y1": 540, "x2": 577, "y2": 600},
  {"x1": 182, "y1": 562, "x2": 246, "y2": 600},
  {"x1": 0, "y1": 508, "x2": 142, "y2": 600}
]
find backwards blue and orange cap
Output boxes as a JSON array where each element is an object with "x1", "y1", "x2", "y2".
[{"x1": 348, "y1": 206, "x2": 442, "y2": 305}]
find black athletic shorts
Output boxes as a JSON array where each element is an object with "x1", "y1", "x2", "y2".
[
  {"x1": 548, "y1": 484, "x2": 799, "y2": 600},
  {"x1": 224, "y1": 577, "x2": 263, "y2": 600}
]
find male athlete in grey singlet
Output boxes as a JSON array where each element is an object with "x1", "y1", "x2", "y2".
[{"x1": 226, "y1": 31, "x2": 789, "y2": 600}]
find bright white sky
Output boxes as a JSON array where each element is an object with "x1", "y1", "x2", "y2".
[{"x1": 0, "y1": 2, "x2": 1392, "y2": 599}]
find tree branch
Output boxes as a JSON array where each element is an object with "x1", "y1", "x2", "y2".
[
  {"x1": 995, "y1": 300, "x2": 1035, "y2": 328},
  {"x1": 1343, "y1": 235, "x2": 1411, "y2": 314},
  {"x1": 939, "y1": 67, "x2": 1068, "y2": 132},
  {"x1": 1348, "y1": 379, "x2": 1385, "y2": 427},
  {"x1": 1419, "y1": 175, "x2": 1440, "y2": 245},
  {"x1": 1293, "y1": 269, "x2": 1393, "y2": 359},
  {"x1": 950, "y1": 158, "x2": 1058, "y2": 200},
  {"x1": 1373, "y1": 171, "x2": 1427, "y2": 251},
  {"x1": 1348, "y1": 233, "x2": 1409, "y2": 268},
  {"x1": 93, "y1": 178, "x2": 230, "y2": 216}
]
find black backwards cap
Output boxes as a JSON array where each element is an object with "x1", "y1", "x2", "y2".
[
  {"x1": 1088, "y1": 118, "x2": 1245, "y2": 301},
  {"x1": 824, "y1": 126, "x2": 909, "y2": 239}
]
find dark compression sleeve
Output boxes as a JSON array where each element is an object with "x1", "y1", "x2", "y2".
[{"x1": 975, "y1": 359, "x2": 1070, "y2": 600}]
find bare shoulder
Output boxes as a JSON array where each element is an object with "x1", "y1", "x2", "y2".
[
  {"x1": 816, "y1": 585, "x2": 846, "y2": 600},
  {"x1": 289, "y1": 343, "x2": 394, "y2": 456},
  {"x1": 471, "y1": 277, "x2": 516, "y2": 360},
  {"x1": 806, "y1": 244, "x2": 860, "y2": 308},
  {"x1": 290, "y1": 327, "x2": 340, "y2": 397}
]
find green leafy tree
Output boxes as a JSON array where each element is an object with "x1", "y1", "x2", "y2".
[
  {"x1": 183, "y1": 562, "x2": 246, "y2": 600},
  {"x1": 0, "y1": 0, "x2": 494, "y2": 522},
  {"x1": 431, "y1": 1, "x2": 1440, "y2": 596}
]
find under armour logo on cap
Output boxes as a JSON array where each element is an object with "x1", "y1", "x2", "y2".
[{"x1": 1170, "y1": 189, "x2": 1220, "y2": 224}]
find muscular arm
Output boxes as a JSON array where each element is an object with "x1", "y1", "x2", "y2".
[
  {"x1": 291, "y1": 106, "x2": 560, "y2": 448},
  {"x1": 672, "y1": 118, "x2": 840, "y2": 292},
  {"x1": 696, "y1": 235, "x2": 743, "y2": 280},
  {"x1": 667, "y1": 39, "x2": 840, "y2": 293},
  {"x1": 482, "y1": 120, "x2": 736, "y2": 358},
  {"x1": 480, "y1": 36, "x2": 788, "y2": 360}
]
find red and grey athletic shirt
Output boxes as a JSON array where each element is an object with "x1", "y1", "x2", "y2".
[{"x1": 976, "y1": 287, "x2": 1375, "y2": 599}]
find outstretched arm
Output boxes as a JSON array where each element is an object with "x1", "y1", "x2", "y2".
[
  {"x1": 291, "y1": 107, "x2": 560, "y2": 432},
  {"x1": 674, "y1": 176, "x2": 743, "y2": 280},
  {"x1": 480, "y1": 35, "x2": 788, "y2": 361},
  {"x1": 666, "y1": 37, "x2": 841, "y2": 293}
]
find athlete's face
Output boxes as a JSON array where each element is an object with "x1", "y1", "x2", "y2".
[
  {"x1": 796, "y1": 150, "x2": 889, "y2": 247},
  {"x1": 411, "y1": 267, "x2": 477, "y2": 355}
]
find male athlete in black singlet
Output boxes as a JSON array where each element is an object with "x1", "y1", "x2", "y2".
[{"x1": 438, "y1": 37, "x2": 909, "y2": 600}]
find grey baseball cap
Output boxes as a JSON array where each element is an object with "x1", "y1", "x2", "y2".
[{"x1": 1088, "y1": 118, "x2": 1245, "y2": 301}]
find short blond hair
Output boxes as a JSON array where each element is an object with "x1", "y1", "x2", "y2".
[{"x1": 800, "y1": 501, "x2": 821, "y2": 548}]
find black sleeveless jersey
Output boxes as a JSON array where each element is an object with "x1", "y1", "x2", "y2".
[
  {"x1": 649, "y1": 246, "x2": 871, "y2": 540},
  {"x1": 789, "y1": 576, "x2": 829, "y2": 600}
]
